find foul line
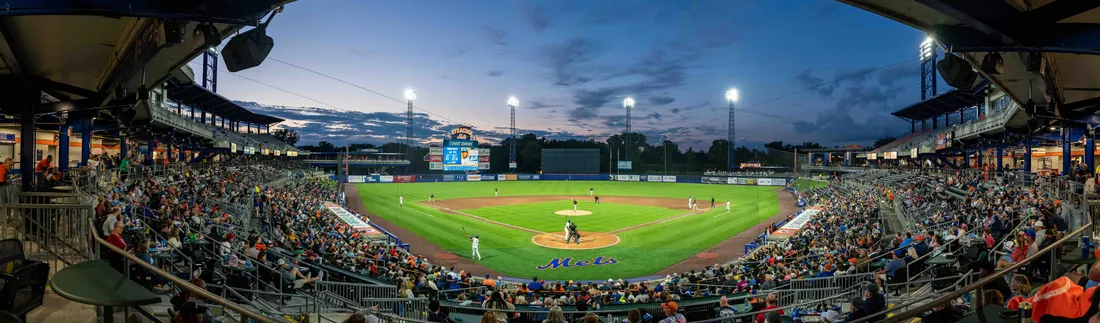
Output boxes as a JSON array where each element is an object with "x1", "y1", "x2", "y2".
[
  {"x1": 607, "y1": 208, "x2": 710, "y2": 234},
  {"x1": 408, "y1": 208, "x2": 435, "y2": 218},
  {"x1": 429, "y1": 205, "x2": 544, "y2": 234}
]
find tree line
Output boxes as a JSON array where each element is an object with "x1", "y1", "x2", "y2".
[{"x1": 296, "y1": 132, "x2": 834, "y2": 174}]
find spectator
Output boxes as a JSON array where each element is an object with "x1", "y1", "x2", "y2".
[
  {"x1": 862, "y1": 283, "x2": 885, "y2": 322},
  {"x1": 626, "y1": 309, "x2": 643, "y2": 323},
  {"x1": 821, "y1": 310, "x2": 841, "y2": 323},
  {"x1": 427, "y1": 300, "x2": 447, "y2": 323},
  {"x1": 544, "y1": 306, "x2": 566, "y2": 323},
  {"x1": 661, "y1": 301, "x2": 685, "y2": 323},
  {"x1": 583, "y1": 313, "x2": 599, "y2": 323}
]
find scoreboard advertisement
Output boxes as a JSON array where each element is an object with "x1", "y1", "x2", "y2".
[{"x1": 429, "y1": 126, "x2": 491, "y2": 171}]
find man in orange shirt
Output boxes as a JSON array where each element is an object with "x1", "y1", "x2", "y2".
[
  {"x1": 0, "y1": 158, "x2": 12, "y2": 185},
  {"x1": 35, "y1": 155, "x2": 52, "y2": 173}
]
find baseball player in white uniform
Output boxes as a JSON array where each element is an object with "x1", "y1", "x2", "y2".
[
  {"x1": 469, "y1": 235, "x2": 482, "y2": 260},
  {"x1": 589, "y1": 188, "x2": 593, "y2": 196},
  {"x1": 399, "y1": 195, "x2": 404, "y2": 207},
  {"x1": 564, "y1": 220, "x2": 571, "y2": 241},
  {"x1": 573, "y1": 199, "x2": 578, "y2": 212},
  {"x1": 495, "y1": 188, "x2": 499, "y2": 197},
  {"x1": 726, "y1": 200, "x2": 731, "y2": 212},
  {"x1": 688, "y1": 197, "x2": 693, "y2": 209}
]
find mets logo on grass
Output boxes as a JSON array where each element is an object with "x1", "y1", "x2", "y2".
[{"x1": 536, "y1": 256, "x2": 617, "y2": 270}]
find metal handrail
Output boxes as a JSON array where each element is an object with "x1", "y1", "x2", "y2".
[
  {"x1": 867, "y1": 220, "x2": 1093, "y2": 323},
  {"x1": 88, "y1": 220, "x2": 280, "y2": 323}
]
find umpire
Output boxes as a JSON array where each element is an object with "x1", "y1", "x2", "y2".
[{"x1": 569, "y1": 221, "x2": 580, "y2": 244}]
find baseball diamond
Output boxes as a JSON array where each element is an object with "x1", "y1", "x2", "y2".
[{"x1": 348, "y1": 180, "x2": 790, "y2": 280}]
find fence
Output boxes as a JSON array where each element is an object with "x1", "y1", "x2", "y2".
[
  {"x1": 0, "y1": 191, "x2": 96, "y2": 275},
  {"x1": 316, "y1": 281, "x2": 400, "y2": 302}
]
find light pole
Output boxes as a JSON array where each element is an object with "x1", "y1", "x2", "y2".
[
  {"x1": 508, "y1": 96, "x2": 519, "y2": 173},
  {"x1": 404, "y1": 89, "x2": 416, "y2": 174},
  {"x1": 663, "y1": 135, "x2": 668, "y2": 175},
  {"x1": 725, "y1": 89, "x2": 739, "y2": 172},
  {"x1": 623, "y1": 97, "x2": 635, "y2": 173}
]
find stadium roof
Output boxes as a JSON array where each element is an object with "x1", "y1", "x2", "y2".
[
  {"x1": 891, "y1": 88, "x2": 986, "y2": 121},
  {"x1": 166, "y1": 79, "x2": 284, "y2": 125},
  {"x1": 839, "y1": 0, "x2": 1100, "y2": 125}
]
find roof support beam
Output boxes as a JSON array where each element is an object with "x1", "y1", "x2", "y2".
[
  {"x1": 916, "y1": 0, "x2": 1021, "y2": 44},
  {"x1": 1028, "y1": 0, "x2": 1100, "y2": 25},
  {"x1": 0, "y1": 0, "x2": 289, "y2": 26},
  {"x1": 934, "y1": 24, "x2": 1100, "y2": 55}
]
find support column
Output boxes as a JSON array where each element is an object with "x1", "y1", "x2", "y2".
[
  {"x1": 977, "y1": 146, "x2": 983, "y2": 169},
  {"x1": 1024, "y1": 137, "x2": 1032, "y2": 173},
  {"x1": 58, "y1": 122, "x2": 69, "y2": 170},
  {"x1": 933, "y1": 118, "x2": 938, "y2": 129},
  {"x1": 200, "y1": 111, "x2": 205, "y2": 124},
  {"x1": 1086, "y1": 127, "x2": 1096, "y2": 175},
  {"x1": 845, "y1": 151, "x2": 852, "y2": 166},
  {"x1": 964, "y1": 150, "x2": 970, "y2": 169},
  {"x1": 922, "y1": 120, "x2": 927, "y2": 131},
  {"x1": 190, "y1": 106, "x2": 195, "y2": 121},
  {"x1": 180, "y1": 145, "x2": 186, "y2": 162},
  {"x1": 147, "y1": 140, "x2": 156, "y2": 166},
  {"x1": 19, "y1": 105, "x2": 34, "y2": 191},
  {"x1": 81, "y1": 119, "x2": 92, "y2": 167},
  {"x1": 996, "y1": 143, "x2": 1003, "y2": 173},
  {"x1": 120, "y1": 136, "x2": 128, "y2": 159},
  {"x1": 824, "y1": 153, "x2": 830, "y2": 166},
  {"x1": 1063, "y1": 127, "x2": 1073, "y2": 175}
]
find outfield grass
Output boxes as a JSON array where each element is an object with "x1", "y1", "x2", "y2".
[
  {"x1": 356, "y1": 181, "x2": 780, "y2": 280},
  {"x1": 463, "y1": 201, "x2": 683, "y2": 232}
]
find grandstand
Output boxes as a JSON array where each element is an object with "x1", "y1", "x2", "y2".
[{"x1": 2, "y1": 1, "x2": 1100, "y2": 323}]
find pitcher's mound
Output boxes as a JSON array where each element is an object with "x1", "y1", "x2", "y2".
[
  {"x1": 554, "y1": 210, "x2": 593, "y2": 216},
  {"x1": 532, "y1": 231, "x2": 620, "y2": 250}
]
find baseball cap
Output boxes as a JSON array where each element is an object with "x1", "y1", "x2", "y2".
[
  {"x1": 821, "y1": 310, "x2": 841, "y2": 322},
  {"x1": 661, "y1": 301, "x2": 678, "y2": 312},
  {"x1": 862, "y1": 282, "x2": 879, "y2": 295}
]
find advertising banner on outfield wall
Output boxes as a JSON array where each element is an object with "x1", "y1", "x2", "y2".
[
  {"x1": 480, "y1": 175, "x2": 496, "y2": 181},
  {"x1": 506, "y1": 174, "x2": 518, "y2": 181},
  {"x1": 467, "y1": 175, "x2": 482, "y2": 181},
  {"x1": 348, "y1": 175, "x2": 365, "y2": 183},
  {"x1": 497, "y1": 175, "x2": 507, "y2": 181},
  {"x1": 395, "y1": 176, "x2": 415, "y2": 183},
  {"x1": 365, "y1": 176, "x2": 379, "y2": 183},
  {"x1": 702, "y1": 176, "x2": 725, "y2": 184},
  {"x1": 379, "y1": 176, "x2": 394, "y2": 183},
  {"x1": 443, "y1": 175, "x2": 466, "y2": 182},
  {"x1": 662, "y1": 176, "x2": 676, "y2": 182}
]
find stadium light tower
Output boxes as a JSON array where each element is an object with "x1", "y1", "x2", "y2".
[
  {"x1": 508, "y1": 96, "x2": 519, "y2": 173},
  {"x1": 919, "y1": 36, "x2": 937, "y2": 101},
  {"x1": 725, "y1": 89, "x2": 739, "y2": 172},
  {"x1": 622, "y1": 97, "x2": 635, "y2": 166},
  {"x1": 404, "y1": 89, "x2": 416, "y2": 173}
]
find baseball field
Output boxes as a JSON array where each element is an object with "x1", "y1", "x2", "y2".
[{"x1": 354, "y1": 181, "x2": 782, "y2": 280}]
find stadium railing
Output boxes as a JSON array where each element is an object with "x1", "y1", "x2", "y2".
[
  {"x1": 86, "y1": 218, "x2": 286, "y2": 323},
  {"x1": 850, "y1": 219, "x2": 1093, "y2": 323}
]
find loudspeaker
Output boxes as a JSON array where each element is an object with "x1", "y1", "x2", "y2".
[
  {"x1": 120, "y1": 100, "x2": 152, "y2": 126},
  {"x1": 937, "y1": 54, "x2": 978, "y2": 91},
  {"x1": 159, "y1": 20, "x2": 185, "y2": 46},
  {"x1": 980, "y1": 53, "x2": 1002, "y2": 75},
  {"x1": 222, "y1": 27, "x2": 274, "y2": 72},
  {"x1": 1025, "y1": 52, "x2": 1044, "y2": 73}
]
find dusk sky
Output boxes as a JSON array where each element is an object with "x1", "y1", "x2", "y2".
[{"x1": 195, "y1": 0, "x2": 937, "y2": 150}]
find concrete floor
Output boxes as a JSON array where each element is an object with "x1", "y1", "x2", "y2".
[{"x1": 26, "y1": 292, "x2": 97, "y2": 323}]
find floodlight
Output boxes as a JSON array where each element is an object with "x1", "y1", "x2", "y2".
[
  {"x1": 404, "y1": 89, "x2": 417, "y2": 101},
  {"x1": 725, "y1": 89, "x2": 739, "y2": 102},
  {"x1": 623, "y1": 97, "x2": 635, "y2": 108},
  {"x1": 508, "y1": 96, "x2": 519, "y2": 107}
]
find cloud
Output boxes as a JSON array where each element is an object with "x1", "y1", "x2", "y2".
[
  {"x1": 540, "y1": 38, "x2": 610, "y2": 86},
  {"x1": 237, "y1": 101, "x2": 585, "y2": 146},
  {"x1": 521, "y1": 4, "x2": 550, "y2": 33},
  {"x1": 567, "y1": 107, "x2": 599, "y2": 122},
  {"x1": 483, "y1": 27, "x2": 510, "y2": 46},
  {"x1": 487, "y1": 70, "x2": 504, "y2": 77},
  {"x1": 648, "y1": 96, "x2": 675, "y2": 106},
  {"x1": 573, "y1": 88, "x2": 620, "y2": 109},
  {"x1": 794, "y1": 70, "x2": 837, "y2": 97},
  {"x1": 670, "y1": 108, "x2": 681, "y2": 114},
  {"x1": 647, "y1": 112, "x2": 662, "y2": 120},
  {"x1": 792, "y1": 107, "x2": 907, "y2": 142},
  {"x1": 528, "y1": 99, "x2": 564, "y2": 110}
]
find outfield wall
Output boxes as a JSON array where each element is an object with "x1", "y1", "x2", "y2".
[{"x1": 339, "y1": 173, "x2": 792, "y2": 186}]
